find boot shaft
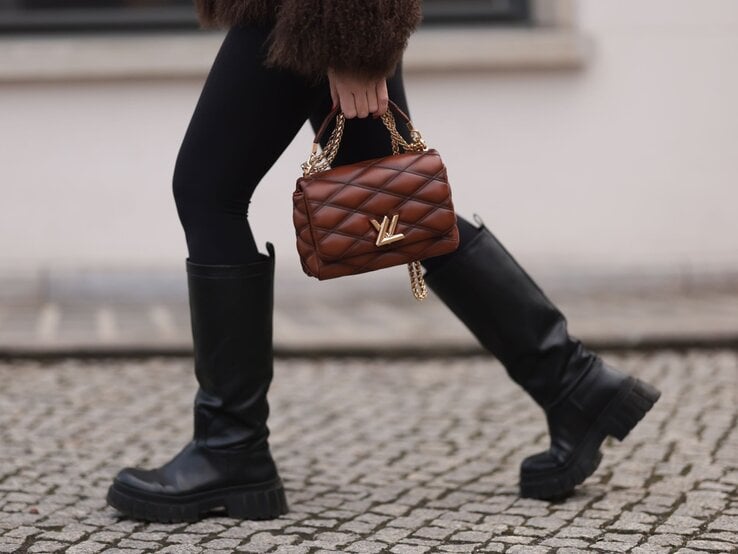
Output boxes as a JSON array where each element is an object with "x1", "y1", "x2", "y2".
[
  {"x1": 185, "y1": 243, "x2": 276, "y2": 449},
  {"x1": 424, "y1": 219, "x2": 597, "y2": 408}
]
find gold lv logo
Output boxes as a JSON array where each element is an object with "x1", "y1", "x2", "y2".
[{"x1": 370, "y1": 214, "x2": 405, "y2": 247}]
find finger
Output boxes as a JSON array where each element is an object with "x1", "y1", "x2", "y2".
[
  {"x1": 367, "y1": 84, "x2": 380, "y2": 116},
  {"x1": 376, "y1": 80, "x2": 389, "y2": 117},
  {"x1": 339, "y1": 88, "x2": 357, "y2": 119},
  {"x1": 354, "y1": 90, "x2": 370, "y2": 119}
]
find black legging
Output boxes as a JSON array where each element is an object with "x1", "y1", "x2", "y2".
[{"x1": 173, "y1": 24, "x2": 477, "y2": 270}]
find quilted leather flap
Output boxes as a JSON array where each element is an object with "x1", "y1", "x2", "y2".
[{"x1": 295, "y1": 149, "x2": 456, "y2": 263}]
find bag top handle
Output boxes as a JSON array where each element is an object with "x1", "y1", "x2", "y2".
[{"x1": 312, "y1": 99, "x2": 413, "y2": 146}]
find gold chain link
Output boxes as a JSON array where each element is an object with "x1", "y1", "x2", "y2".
[
  {"x1": 301, "y1": 109, "x2": 430, "y2": 302},
  {"x1": 408, "y1": 261, "x2": 428, "y2": 301}
]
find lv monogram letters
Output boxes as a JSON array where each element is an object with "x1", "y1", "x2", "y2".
[{"x1": 370, "y1": 214, "x2": 405, "y2": 247}]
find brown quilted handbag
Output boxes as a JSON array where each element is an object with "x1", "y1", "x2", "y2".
[{"x1": 293, "y1": 100, "x2": 459, "y2": 300}]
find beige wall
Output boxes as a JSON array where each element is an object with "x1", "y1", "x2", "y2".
[{"x1": 1, "y1": 0, "x2": 737, "y2": 285}]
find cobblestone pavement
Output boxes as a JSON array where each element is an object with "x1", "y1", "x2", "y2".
[{"x1": 1, "y1": 350, "x2": 737, "y2": 553}]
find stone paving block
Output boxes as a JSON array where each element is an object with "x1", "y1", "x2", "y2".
[
  {"x1": 4, "y1": 525, "x2": 41, "y2": 539},
  {"x1": 166, "y1": 533, "x2": 204, "y2": 544},
  {"x1": 685, "y1": 539, "x2": 736, "y2": 551},
  {"x1": 372, "y1": 527, "x2": 411, "y2": 543},
  {"x1": 66, "y1": 541, "x2": 106, "y2": 554},
  {"x1": 371, "y1": 503, "x2": 411, "y2": 517},
  {"x1": 27, "y1": 541, "x2": 65, "y2": 552},
  {"x1": 708, "y1": 515, "x2": 738, "y2": 532},
  {"x1": 591, "y1": 540, "x2": 634, "y2": 552},
  {"x1": 0, "y1": 539, "x2": 23, "y2": 553},
  {"x1": 540, "y1": 537, "x2": 590, "y2": 548},
  {"x1": 389, "y1": 544, "x2": 431, "y2": 554},
  {"x1": 157, "y1": 546, "x2": 202, "y2": 553},
  {"x1": 555, "y1": 526, "x2": 604, "y2": 539},
  {"x1": 344, "y1": 540, "x2": 386, "y2": 553},
  {"x1": 641, "y1": 534, "x2": 684, "y2": 548},
  {"x1": 271, "y1": 546, "x2": 309, "y2": 554},
  {"x1": 199, "y1": 539, "x2": 241, "y2": 552}
]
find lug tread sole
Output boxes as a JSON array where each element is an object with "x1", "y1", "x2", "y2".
[
  {"x1": 106, "y1": 479, "x2": 289, "y2": 523},
  {"x1": 520, "y1": 377, "x2": 661, "y2": 500}
]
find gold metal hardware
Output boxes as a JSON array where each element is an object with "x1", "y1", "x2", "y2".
[
  {"x1": 381, "y1": 109, "x2": 427, "y2": 156},
  {"x1": 301, "y1": 112, "x2": 346, "y2": 177},
  {"x1": 370, "y1": 214, "x2": 405, "y2": 247},
  {"x1": 408, "y1": 261, "x2": 428, "y2": 301}
]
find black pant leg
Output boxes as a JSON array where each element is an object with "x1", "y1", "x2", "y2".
[{"x1": 172, "y1": 25, "x2": 323, "y2": 265}]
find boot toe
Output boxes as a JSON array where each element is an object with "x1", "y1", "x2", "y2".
[
  {"x1": 520, "y1": 450, "x2": 563, "y2": 475},
  {"x1": 114, "y1": 467, "x2": 165, "y2": 494}
]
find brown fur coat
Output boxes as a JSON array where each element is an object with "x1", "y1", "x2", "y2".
[{"x1": 195, "y1": 0, "x2": 422, "y2": 82}]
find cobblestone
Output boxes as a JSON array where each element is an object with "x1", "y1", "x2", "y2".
[{"x1": 0, "y1": 350, "x2": 736, "y2": 552}]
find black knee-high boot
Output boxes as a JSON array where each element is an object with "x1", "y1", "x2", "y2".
[
  {"x1": 107, "y1": 243, "x2": 288, "y2": 522},
  {"x1": 424, "y1": 217, "x2": 661, "y2": 500}
]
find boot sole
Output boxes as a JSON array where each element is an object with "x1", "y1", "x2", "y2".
[
  {"x1": 106, "y1": 477, "x2": 289, "y2": 523},
  {"x1": 519, "y1": 377, "x2": 661, "y2": 500}
]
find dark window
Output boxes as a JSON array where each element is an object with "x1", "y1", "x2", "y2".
[
  {"x1": 423, "y1": 0, "x2": 530, "y2": 25},
  {"x1": 0, "y1": 0, "x2": 530, "y2": 33},
  {"x1": 0, "y1": 0, "x2": 197, "y2": 32}
]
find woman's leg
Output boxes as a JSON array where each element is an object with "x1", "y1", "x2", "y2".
[
  {"x1": 173, "y1": 25, "x2": 324, "y2": 264},
  {"x1": 107, "y1": 25, "x2": 325, "y2": 523},
  {"x1": 308, "y1": 59, "x2": 660, "y2": 501}
]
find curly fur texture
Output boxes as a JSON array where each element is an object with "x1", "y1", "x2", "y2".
[{"x1": 194, "y1": 0, "x2": 422, "y2": 82}]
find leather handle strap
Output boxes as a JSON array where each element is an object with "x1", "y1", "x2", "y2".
[{"x1": 312, "y1": 99, "x2": 413, "y2": 146}]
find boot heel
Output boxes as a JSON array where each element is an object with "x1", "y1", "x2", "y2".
[
  {"x1": 605, "y1": 378, "x2": 661, "y2": 441},
  {"x1": 225, "y1": 484, "x2": 289, "y2": 520}
]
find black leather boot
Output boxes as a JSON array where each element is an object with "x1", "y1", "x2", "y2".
[
  {"x1": 424, "y1": 217, "x2": 661, "y2": 500},
  {"x1": 106, "y1": 243, "x2": 288, "y2": 522}
]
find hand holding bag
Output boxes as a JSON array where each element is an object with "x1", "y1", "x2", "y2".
[{"x1": 292, "y1": 100, "x2": 459, "y2": 300}]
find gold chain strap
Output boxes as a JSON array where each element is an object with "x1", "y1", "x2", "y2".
[
  {"x1": 301, "y1": 108, "x2": 430, "y2": 302},
  {"x1": 301, "y1": 112, "x2": 346, "y2": 177},
  {"x1": 380, "y1": 109, "x2": 427, "y2": 156},
  {"x1": 381, "y1": 110, "x2": 429, "y2": 301}
]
